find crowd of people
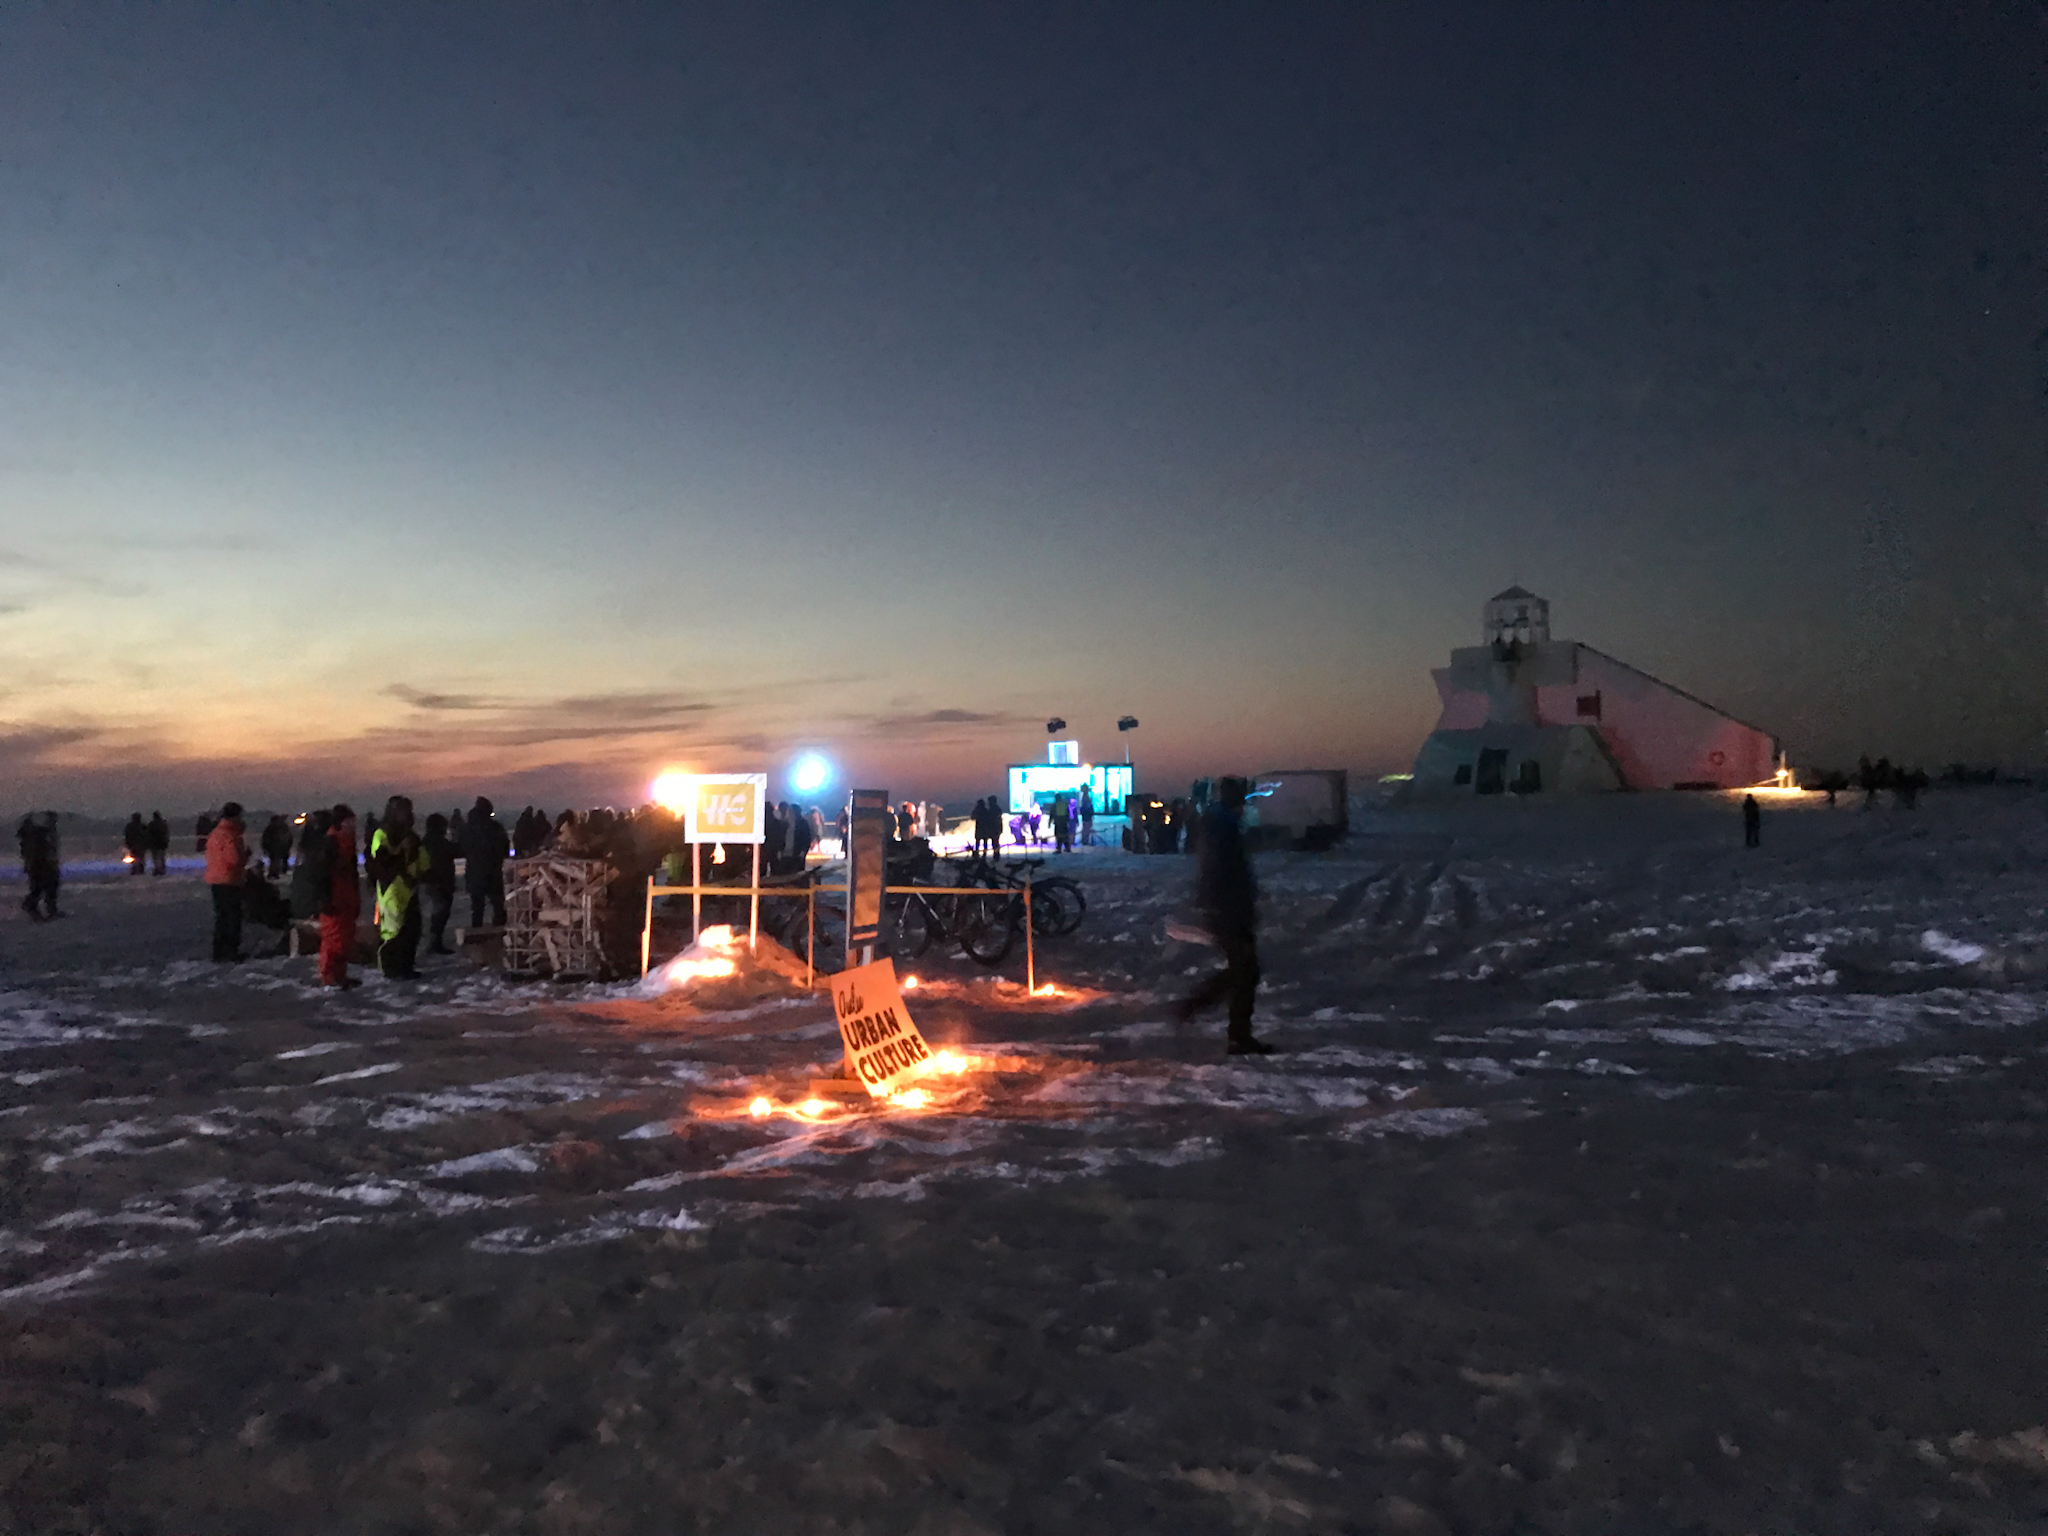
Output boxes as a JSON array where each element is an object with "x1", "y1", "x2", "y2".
[{"x1": 190, "y1": 796, "x2": 520, "y2": 987}]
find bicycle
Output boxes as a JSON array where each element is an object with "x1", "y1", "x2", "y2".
[
  {"x1": 886, "y1": 877, "x2": 1017, "y2": 966},
  {"x1": 950, "y1": 852, "x2": 1087, "y2": 938}
]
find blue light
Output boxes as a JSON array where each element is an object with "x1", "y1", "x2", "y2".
[{"x1": 789, "y1": 753, "x2": 833, "y2": 796}]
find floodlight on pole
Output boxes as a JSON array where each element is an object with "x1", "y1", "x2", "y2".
[
  {"x1": 1117, "y1": 714, "x2": 1138, "y2": 763},
  {"x1": 1045, "y1": 717, "x2": 1066, "y2": 734}
]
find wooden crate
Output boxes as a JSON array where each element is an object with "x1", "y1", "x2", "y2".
[{"x1": 503, "y1": 855, "x2": 612, "y2": 979}]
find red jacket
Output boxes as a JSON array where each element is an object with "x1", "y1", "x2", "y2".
[{"x1": 203, "y1": 819, "x2": 248, "y2": 886}]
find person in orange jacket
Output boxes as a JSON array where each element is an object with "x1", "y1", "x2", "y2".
[
  {"x1": 321, "y1": 805, "x2": 362, "y2": 989},
  {"x1": 203, "y1": 802, "x2": 249, "y2": 961}
]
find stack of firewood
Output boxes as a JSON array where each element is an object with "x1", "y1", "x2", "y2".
[{"x1": 503, "y1": 855, "x2": 613, "y2": 979}]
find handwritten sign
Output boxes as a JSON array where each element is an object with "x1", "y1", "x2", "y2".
[
  {"x1": 679, "y1": 774, "x2": 767, "y2": 844},
  {"x1": 830, "y1": 956, "x2": 933, "y2": 1096}
]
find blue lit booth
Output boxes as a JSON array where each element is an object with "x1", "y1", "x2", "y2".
[{"x1": 1007, "y1": 741, "x2": 1133, "y2": 817}]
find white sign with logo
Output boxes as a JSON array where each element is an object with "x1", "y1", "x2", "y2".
[
  {"x1": 829, "y1": 956, "x2": 933, "y2": 1097},
  {"x1": 678, "y1": 773, "x2": 768, "y2": 844}
]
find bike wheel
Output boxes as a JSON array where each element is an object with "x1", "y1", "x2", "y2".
[
  {"x1": 956, "y1": 892, "x2": 1018, "y2": 965},
  {"x1": 1035, "y1": 877, "x2": 1086, "y2": 935},
  {"x1": 889, "y1": 893, "x2": 935, "y2": 959},
  {"x1": 1027, "y1": 883, "x2": 1068, "y2": 936}
]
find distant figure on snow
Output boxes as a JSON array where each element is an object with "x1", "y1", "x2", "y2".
[
  {"x1": 1176, "y1": 777, "x2": 1272, "y2": 1056},
  {"x1": 261, "y1": 813, "x2": 293, "y2": 880},
  {"x1": 18, "y1": 812, "x2": 61, "y2": 920},
  {"x1": 464, "y1": 797, "x2": 510, "y2": 928},
  {"x1": 123, "y1": 813, "x2": 148, "y2": 874},
  {"x1": 369, "y1": 796, "x2": 427, "y2": 979},
  {"x1": 321, "y1": 806, "x2": 362, "y2": 989},
  {"x1": 419, "y1": 813, "x2": 459, "y2": 955},
  {"x1": 203, "y1": 803, "x2": 250, "y2": 961},
  {"x1": 1742, "y1": 794, "x2": 1761, "y2": 849},
  {"x1": 146, "y1": 811, "x2": 169, "y2": 875},
  {"x1": 1079, "y1": 785, "x2": 1095, "y2": 847}
]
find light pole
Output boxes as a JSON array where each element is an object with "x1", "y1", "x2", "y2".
[{"x1": 1116, "y1": 715, "x2": 1139, "y2": 765}]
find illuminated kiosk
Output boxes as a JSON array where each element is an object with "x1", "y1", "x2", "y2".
[
  {"x1": 1411, "y1": 587, "x2": 1780, "y2": 794},
  {"x1": 1008, "y1": 740, "x2": 1133, "y2": 815}
]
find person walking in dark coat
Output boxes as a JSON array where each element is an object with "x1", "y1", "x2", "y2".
[
  {"x1": 1176, "y1": 777, "x2": 1272, "y2": 1055},
  {"x1": 1743, "y1": 794, "x2": 1761, "y2": 849},
  {"x1": 1078, "y1": 785, "x2": 1095, "y2": 847},
  {"x1": 463, "y1": 796, "x2": 510, "y2": 928},
  {"x1": 419, "y1": 813, "x2": 459, "y2": 955},
  {"x1": 18, "y1": 813, "x2": 61, "y2": 920},
  {"x1": 122, "y1": 813, "x2": 148, "y2": 875},
  {"x1": 786, "y1": 802, "x2": 815, "y2": 870},
  {"x1": 146, "y1": 811, "x2": 169, "y2": 875}
]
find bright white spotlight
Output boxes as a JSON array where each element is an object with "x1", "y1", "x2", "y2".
[{"x1": 789, "y1": 753, "x2": 832, "y2": 795}]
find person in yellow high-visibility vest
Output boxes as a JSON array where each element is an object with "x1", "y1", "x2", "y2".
[{"x1": 367, "y1": 795, "x2": 430, "y2": 979}]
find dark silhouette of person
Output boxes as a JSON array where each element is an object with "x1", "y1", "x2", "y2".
[
  {"x1": 146, "y1": 811, "x2": 169, "y2": 875},
  {"x1": 289, "y1": 809, "x2": 332, "y2": 925},
  {"x1": 1050, "y1": 793, "x2": 1073, "y2": 853},
  {"x1": 1177, "y1": 777, "x2": 1272, "y2": 1055},
  {"x1": 764, "y1": 802, "x2": 787, "y2": 871},
  {"x1": 419, "y1": 812, "x2": 459, "y2": 955},
  {"x1": 464, "y1": 796, "x2": 510, "y2": 928},
  {"x1": 261, "y1": 814, "x2": 293, "y2": 879},
  {"x1": 122, "y1": 813, "x2": 148, "y2": 874},
  {"x1": 786, "y1": 801, "x2": 815, "y2": 871},
  {"x1": 1078, "y1": 785, "x2": 1095, "y2": 847},
  {"x1": 895, "y1": 803, "x2": 914, "y2": 841},
  {"x1": 18, "y1": 812, "x2": 60, "y2": 919},
  {"x1": 203, "y1": 803, "x2": 249, "y2": 960},
  {"x1": 1743, "y1": 794, "x2": 1761, "y2": 849}
]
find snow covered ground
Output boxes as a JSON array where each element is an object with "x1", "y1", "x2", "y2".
[{"x1": 3, "y1": 788, "x2": 2046, "y2": 1533}]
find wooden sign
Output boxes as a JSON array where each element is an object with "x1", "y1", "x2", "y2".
[
  {"x1": 830, "y1": 956, "x2": 933, "y2": 1096},
  {"x1": 679, "y1": 774, "x2": 766, "y2": 844}
]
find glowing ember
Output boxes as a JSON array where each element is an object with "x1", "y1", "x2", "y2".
[
  {"x1": 901, "y1": 975, "x2": 919, "y2": 989},
  {"x1": 1033, "y1": 984, "x2": 1062, "y2": 997},
  {"x1": 748, "y1": 1096, "x2": 771, "y2": 1118},
  {"x1": 799, "y1": 1098, "x2": 828, "y2": 1116}
]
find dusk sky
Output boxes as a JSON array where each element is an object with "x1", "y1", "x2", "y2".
[{"x1": 2, "y1": 2, "x2": 2040, "y2": 815}]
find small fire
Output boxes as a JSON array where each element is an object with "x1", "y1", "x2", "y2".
[
  {"x1": 121, "y1": 851, "x2": 135, "y2": 866},
  {"x1": 1033, "y1": 984, "x2": 1062, "y2": 997},
  {"x1": 799, "y1": 1097, "x2": 828, "y2": 1116},
  {"x1": 901, "y1": 975, "x2": 919, "y2": 989},
  {"x1": 656, "y1": 925, "x2": 739, "y2": 985},
  {"x1": 926, "y1": 1050, "x2": 969, "y2": 1075},
  {"x1": 748, "y1": 1096, "x2": 771, "y2": 1118},
  {"x1": 712, "y1": 842, "x2": 728, "y2": 865},
  {"x1": 888, "y1": 1086, "x2": 930, "y2": 1109}
]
